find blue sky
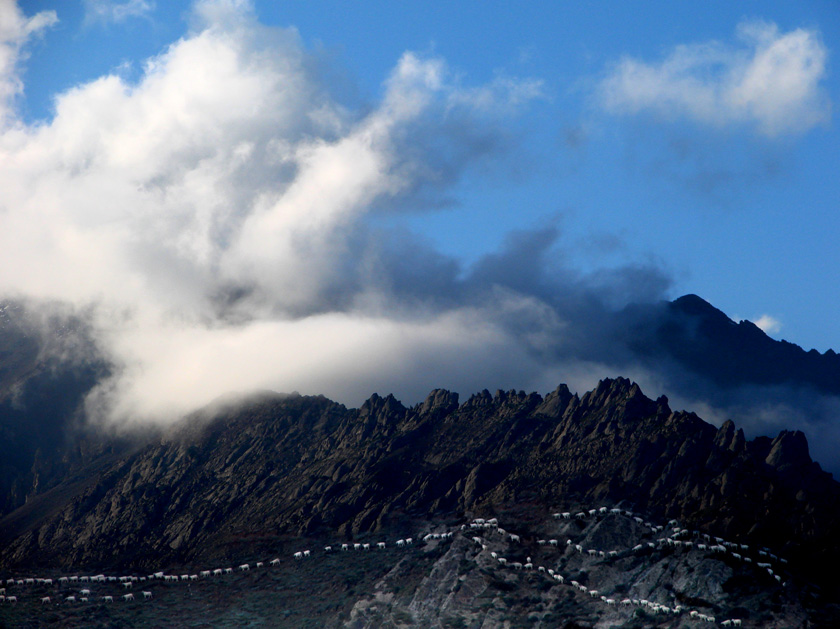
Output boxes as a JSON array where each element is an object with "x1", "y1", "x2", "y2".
[{"x1": 1, "y1": 0, "x2": 839, "y2": 431}]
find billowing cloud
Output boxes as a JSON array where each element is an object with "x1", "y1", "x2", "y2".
[
  {"x1": 2, "y1": 0, "x2": 615, "y2": 426},
  {"x1": 599, "y1": 20, "x2": 831, "y2": 136},
  {"x1": 83, "y1": 0, "x2": 155, "y2": 25}
]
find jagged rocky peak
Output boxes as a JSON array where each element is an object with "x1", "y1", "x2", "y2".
[
  {"x1": 578, "y1": 376, "x2": 659, "y2": 419},
  {"x1": 534, "y1": 383, "x2": 575, "y2": 416},
  {"x1": 416, "y1": 389, "x2": 459, "y2": 416},
  {"x1": 765, "y1": 429, "x2": 812, "y2": 471},
  {"x1": 492, "y1": 388, "x2": 536, "y2": 404},
  {"x1": 359, "y1": 392, "x2": 406, "y2": 417},
  {"x1": 463, "y1": 388, "x2": 493, "y2": 407},
  {"x1": 714, "y1": 419, "x2": 747, "y2": 453}
]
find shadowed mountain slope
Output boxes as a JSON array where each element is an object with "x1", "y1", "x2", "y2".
[
  {"x1": 0, "y1": 301, "x2": 114, "y2": 518},
  {"x1": 625, "y1": 294, "x2": 840, "y2": 394},
  {"x1": 1, "y1": 378, "x2": 837, "y2": 608}
]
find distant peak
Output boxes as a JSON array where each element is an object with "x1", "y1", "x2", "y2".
[{"x1": 671, "y1": 294, "x2": 728, "y2": 318}]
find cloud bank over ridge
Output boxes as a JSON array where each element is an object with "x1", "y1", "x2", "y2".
[
  {"x1": 3, "y1": 1, "x2": 840, "y2": 476},
  {"x1": 0, "y1": 0, "x2": 667, "y2": 425}
]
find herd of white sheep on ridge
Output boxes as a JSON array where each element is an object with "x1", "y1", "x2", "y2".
[{"x1": 0, "y1": 504, "x2": 789, "y2": 626}]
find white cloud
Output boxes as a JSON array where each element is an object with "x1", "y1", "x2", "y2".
[
  {"x1": 0, "y1": 0, "x2": 550, "y2": 425},
  {"x1": 83, "y1": 0, "x2": 155, "y2": 25},
  {"x1": 599, "y1": 20, "x2": 830, "y2": 136},
  {"x1": 751, "y1": 314, "x2": 782, "y2": 335},
  {"x1": 0, "y1": 0, "x2": 57, "y2": 125}
]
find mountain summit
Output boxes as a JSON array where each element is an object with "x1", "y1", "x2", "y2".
[{"x1": 630, "y1": 294, "x2": 840, "y2": 394}]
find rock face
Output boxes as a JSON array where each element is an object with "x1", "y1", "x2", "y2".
[{"x1": 1, "y1": 378, "x2": 838, "y2": 617}]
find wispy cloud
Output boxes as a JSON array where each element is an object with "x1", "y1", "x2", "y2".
[
  {"x1": 599, "y1": 20, "x2": 831, "y2": 137},
  {"x1": 83, "y1": 0, "x2": 155, "y2": 26},
  {"x1": 751, "y1": 314, "x2": 782, "y2": 335},
  {"x1": 0, "y1": 0, "x2": 57, "y2": 125}
]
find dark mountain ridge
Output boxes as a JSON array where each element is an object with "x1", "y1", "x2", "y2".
[
  {"x1": 1, "y1": 378, "x2": 837, "y2": 599},
  {"x1": 627, "y1": 294, "x2": 840, "y2": 395},
  {"x1": 4, "y1": 292, "x2": 840, "y2": 523}
]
